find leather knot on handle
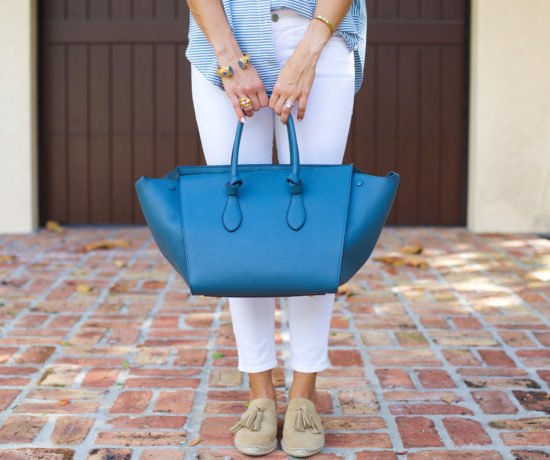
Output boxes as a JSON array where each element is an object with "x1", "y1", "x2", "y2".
[{"x1": 224, "y1": 114, "x2": 306, "y2": 232}]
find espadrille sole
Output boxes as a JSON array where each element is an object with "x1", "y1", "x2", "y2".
[
  {"x1": 281, "y1": 439, "x2": 324, "y2": 457},
  {"x1": 234, "y1": 437, "x2": 278, "y2": 456}
]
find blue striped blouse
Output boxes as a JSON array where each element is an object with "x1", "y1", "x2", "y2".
[{"x1": 185, "y1": 0, "x2": 367, "y2": 95}]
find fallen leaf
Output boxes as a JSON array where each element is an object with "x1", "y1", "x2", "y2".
[
  {"x1": 76, "y1": 283, "x2": 94, "y2": 294},
  {"x1": 114, "y1": 259, "x2": 127, "y2": 268},
  {"x1": 399, "y1": 245, "x2": 423, "y2": 254},
  {"x1": 337, "y1": 281, "x2": 363, "y2": 297},
  {"x1": 84, "y1": 240, "x2": 130, "y2": 252},
  {"x1": 441, "y1": 395, "x2": 459, "y2": 404},
  {"x1": 58, "y1": 399, "x2": 70, "y2": 406},
  {"x1": 212, "y1": 352, "x2": 225, "y2": 359},
  {"x1": 403, "y1": 256, "x2": 429, "y2": 269},
  {"x1": 46, "y1": 220, "x2": 66, "y2": 233},
  {"x1": 0, "y1": 255, "x2": 17, "y2": 263},
  {"x1": 110, "y1": 281, "x2": 131, "y2": 293},
  {"x1": 188, "y1": 438, "x2": 201, "y2": 446},
  {"x1": 374, "y1": 255, "x2": 405, "y2": 266}
]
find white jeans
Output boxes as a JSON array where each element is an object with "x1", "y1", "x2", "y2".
[{"x1": 190, "y1": 8, "x2": 355, "y2": 374}]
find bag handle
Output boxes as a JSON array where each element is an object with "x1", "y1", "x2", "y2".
[{"x1": 223, "y1": 114, "x2": 306, "y2": 233}]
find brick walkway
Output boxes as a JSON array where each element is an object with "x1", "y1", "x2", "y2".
[{"x1": 0, "y1": 226, "x2": 548, "y2": 460}]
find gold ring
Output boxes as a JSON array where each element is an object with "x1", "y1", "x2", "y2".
[{"x1": 239, "y1": 97, "x2": 253, "y2": 109}]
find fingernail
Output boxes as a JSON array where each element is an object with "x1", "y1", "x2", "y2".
[{"x1": 240, "y1": 117, "x2": 245, "y2": 123}]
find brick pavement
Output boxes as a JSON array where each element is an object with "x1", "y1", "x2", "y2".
[{"x1": 0, "y1": 226, "x2": 548, "y2": 460}]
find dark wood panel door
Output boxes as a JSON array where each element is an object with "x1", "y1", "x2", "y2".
[
  {"x1": 39, "y1": 0, "x2": 469, "y2": 225},
  {"x1": 347, "y1": 0, "x2": 469, "y2": 225},
  {"x1": 39, "y1": 0, "x2": 201, "y2": 225}
]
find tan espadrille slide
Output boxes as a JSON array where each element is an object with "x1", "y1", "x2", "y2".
[
  {"x1": 229, "y1": 397, "x2": 278, "y2": 456},
  {"x1": 281, "y1": 397, "x2": 325, "y2": 457}
]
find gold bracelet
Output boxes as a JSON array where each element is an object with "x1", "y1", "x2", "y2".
[
  {"x1": 216, "y1": 65, "x2": 234, "y2": 78},
  {"x1": 313, "y1": 15, "x2": 335, "y2": 34},
  {"x1": 238, "y1": 53, "x2": 251, "y2": 70}
]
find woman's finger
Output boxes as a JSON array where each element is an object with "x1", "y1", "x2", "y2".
[
  {"x1": 297, "y1": 93, "x2": 307, "y2": 121},
  {"x1": 279, "y1": 96, "x2": 295, "y2": 124},
  {"x1": 268, "y1": 86, "x2": 282, "y2": 111},
  {"x1": 257, "y1": 89, "x2": 269, "y2": 108},
  {"x1": 237, "y1": 93, "x2": 255, "y2": 117},
  {"x1": 229, "y1": 90, "x2": 246, "y2": 121},
  {"x1": 273, "y1": 92, "x2": 291, "y2": 117},
  {"x1": 249, "y1": 93, "x2": 262, "y2": 112}
]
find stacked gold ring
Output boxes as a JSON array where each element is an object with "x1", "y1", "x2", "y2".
[{"x1": 239, "y1": 97, "x2": 253, "y2": 109}]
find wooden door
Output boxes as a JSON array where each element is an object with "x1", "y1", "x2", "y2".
[
  {"x1": 39, "y1": 0, "x2": 469, "y2": 225},
  {"x1": 348, "y1": 0, "x2": 469, "y2": 225},
  {"x1": 39, "y1": 0, "x2": 201, "y2": 225}
]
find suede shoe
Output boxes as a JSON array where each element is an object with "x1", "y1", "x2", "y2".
[
  {"x1": 281, "y1": 397, "x2": 324, "y2": 457},
  {"x1": 229, "y1": 397, "x2": 278, "y2": 456}
]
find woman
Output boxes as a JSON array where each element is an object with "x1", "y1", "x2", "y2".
[{"x1": 185, "y1": 0, "x2": 366, "y2": 456}]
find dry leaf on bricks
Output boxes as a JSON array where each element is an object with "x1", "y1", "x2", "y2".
[
  {"x1": 84, "y1": 240, "x2": 130, "y2": 252},
  {"x1": 46, "y1": 220, "x2": 66, "y2": 233},
  {"x1": 399, "y1": 245, "x2": 423, "y2": 254},
  {"x1": 337, "y1": 281, "x2": 363, "y2": 297},
  {"x1": 75, "y1": 283, "x2": 94, "y2": 294}
]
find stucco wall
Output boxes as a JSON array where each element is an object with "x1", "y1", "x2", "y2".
[
  {"x1": 0, "y1": 0, "x2": 37, "y2": 233},
  {"x1": 468, "y1": 0, "x2": 550, "y2": 232}
]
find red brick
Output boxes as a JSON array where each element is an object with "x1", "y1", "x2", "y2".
[
  {"x1": 442, "y1": 417, "x2": 491, "y2": 445},
  {"x1": 395, "y1": 331, "x2": 428, "y2": 347},
  {"x1": 108, "y1": 415, "x2": 186, "y2": 429},
  {"x1": 419, "y1": 316, "x2": 450, "y2": 330},
  {"x1": 408, "y1": 451, "x2": 502, "y2": 460},
  {"x1": 355, "y1": 452, "x2": 397, "y2": 460},
  {"x1": 472, "y1": 391, "x2": 518, "y2": 414},
  {"x1": 417, "y1": 370, "x2": 456, "y2": 389},
  {"x1": 110, "y1": 391, "x2": 152, "y2": 414},
  {"x1": 501, "y1": 431, "x2": 550, "y2": 446},
  {"x1": 511, "y1": 450, "x2": 550, "y2": 460},
  {"x1": 95, "y1": 431, "x2": 186, "y2": 446},
  {"x1": 396, "y1": 416, "x2": 443, "y2": 448},
  {"x1": 376, "y1": 369, "x2": 415, "y2": 389},
  {"x1": 14, "y1": 346, "x2": 56, "y2": 364},
  {"x1": 325, "y1": 433, "x2": 392, "y2": 448},
  {"x1": 512, "y1": 391, "x2": 550, "y2": 413},
  {"x1": 0, "y1": 415, "x2": 47, "y2": 443},
  {"x1": 88, "y1": 448, "x2": 133, "y2": 459},
  {"x1": 516, "y1": 350, "x2": 550, "y2": 367},
  {"x1": 140, "y1": 449, "x2": 184, "y2": 460},
  {"x1": 478, "y1": 349, "x2": 516, "y2": 367},
  {"x1": 390, "y1": 404, "x2": 473, "y2": 416},
  {"x1": 369, "y1": 349, "x2": 440, "y2": 367},
  {"x1": 442, "y1": 349, "x2": 480, "y2": 366},
  {"x1": 51, "y1": 416, "x2": 94, "y2": 444},
  {"x1": 0, "y1": 347, "x2": 19, "y2": 364},
  {"x1": 154, "y1": 390, "x2": 195, "y2": 414},
  {"x1": 453, "y1": 317, "x2": 482, "y2": 329},
  {"x1": 338, "y1": 389, "x2": 379, "y2": 414},
  {"x1": 0, "y1": 390, "x2": 20, "y2": 410},
  {"x1": 499, "y1": 331, "x2": 536, "y2": 347},
  {"x1": 0, "y1": 448, "x2": 75, "y2": 459},
  {"x1": 82, "y1": 368, "x2": 120, "y2": 387},
  {"x1": 328, "y1": 349, "x2": 363, "y2": 367}
]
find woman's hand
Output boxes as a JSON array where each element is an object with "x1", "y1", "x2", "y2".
[
  {"x1": 269, "y1": 18, "x2": 331, "y2": 124},
  {"x1": 219, "y1": 51, "x2": 269, "y2": 121},
  {"x1": 186, "y1": 0, "x2": 269, "y2": 121}
]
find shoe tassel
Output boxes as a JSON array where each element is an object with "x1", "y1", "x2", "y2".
[
  {"x1": 294, "y1": 406, "x2": 323, "y2": 434},
  {"x1": 229, "y1": 406, "x2": 264, "y2": 433}
]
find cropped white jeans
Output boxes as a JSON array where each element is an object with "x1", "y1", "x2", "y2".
[{"x1": 190, "y1": 8, "x2": 355, "y2": 373}]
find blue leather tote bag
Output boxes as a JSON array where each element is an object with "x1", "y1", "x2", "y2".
[{"x1": 135, "y1": 115, "x2": 400, "y2": 297}]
